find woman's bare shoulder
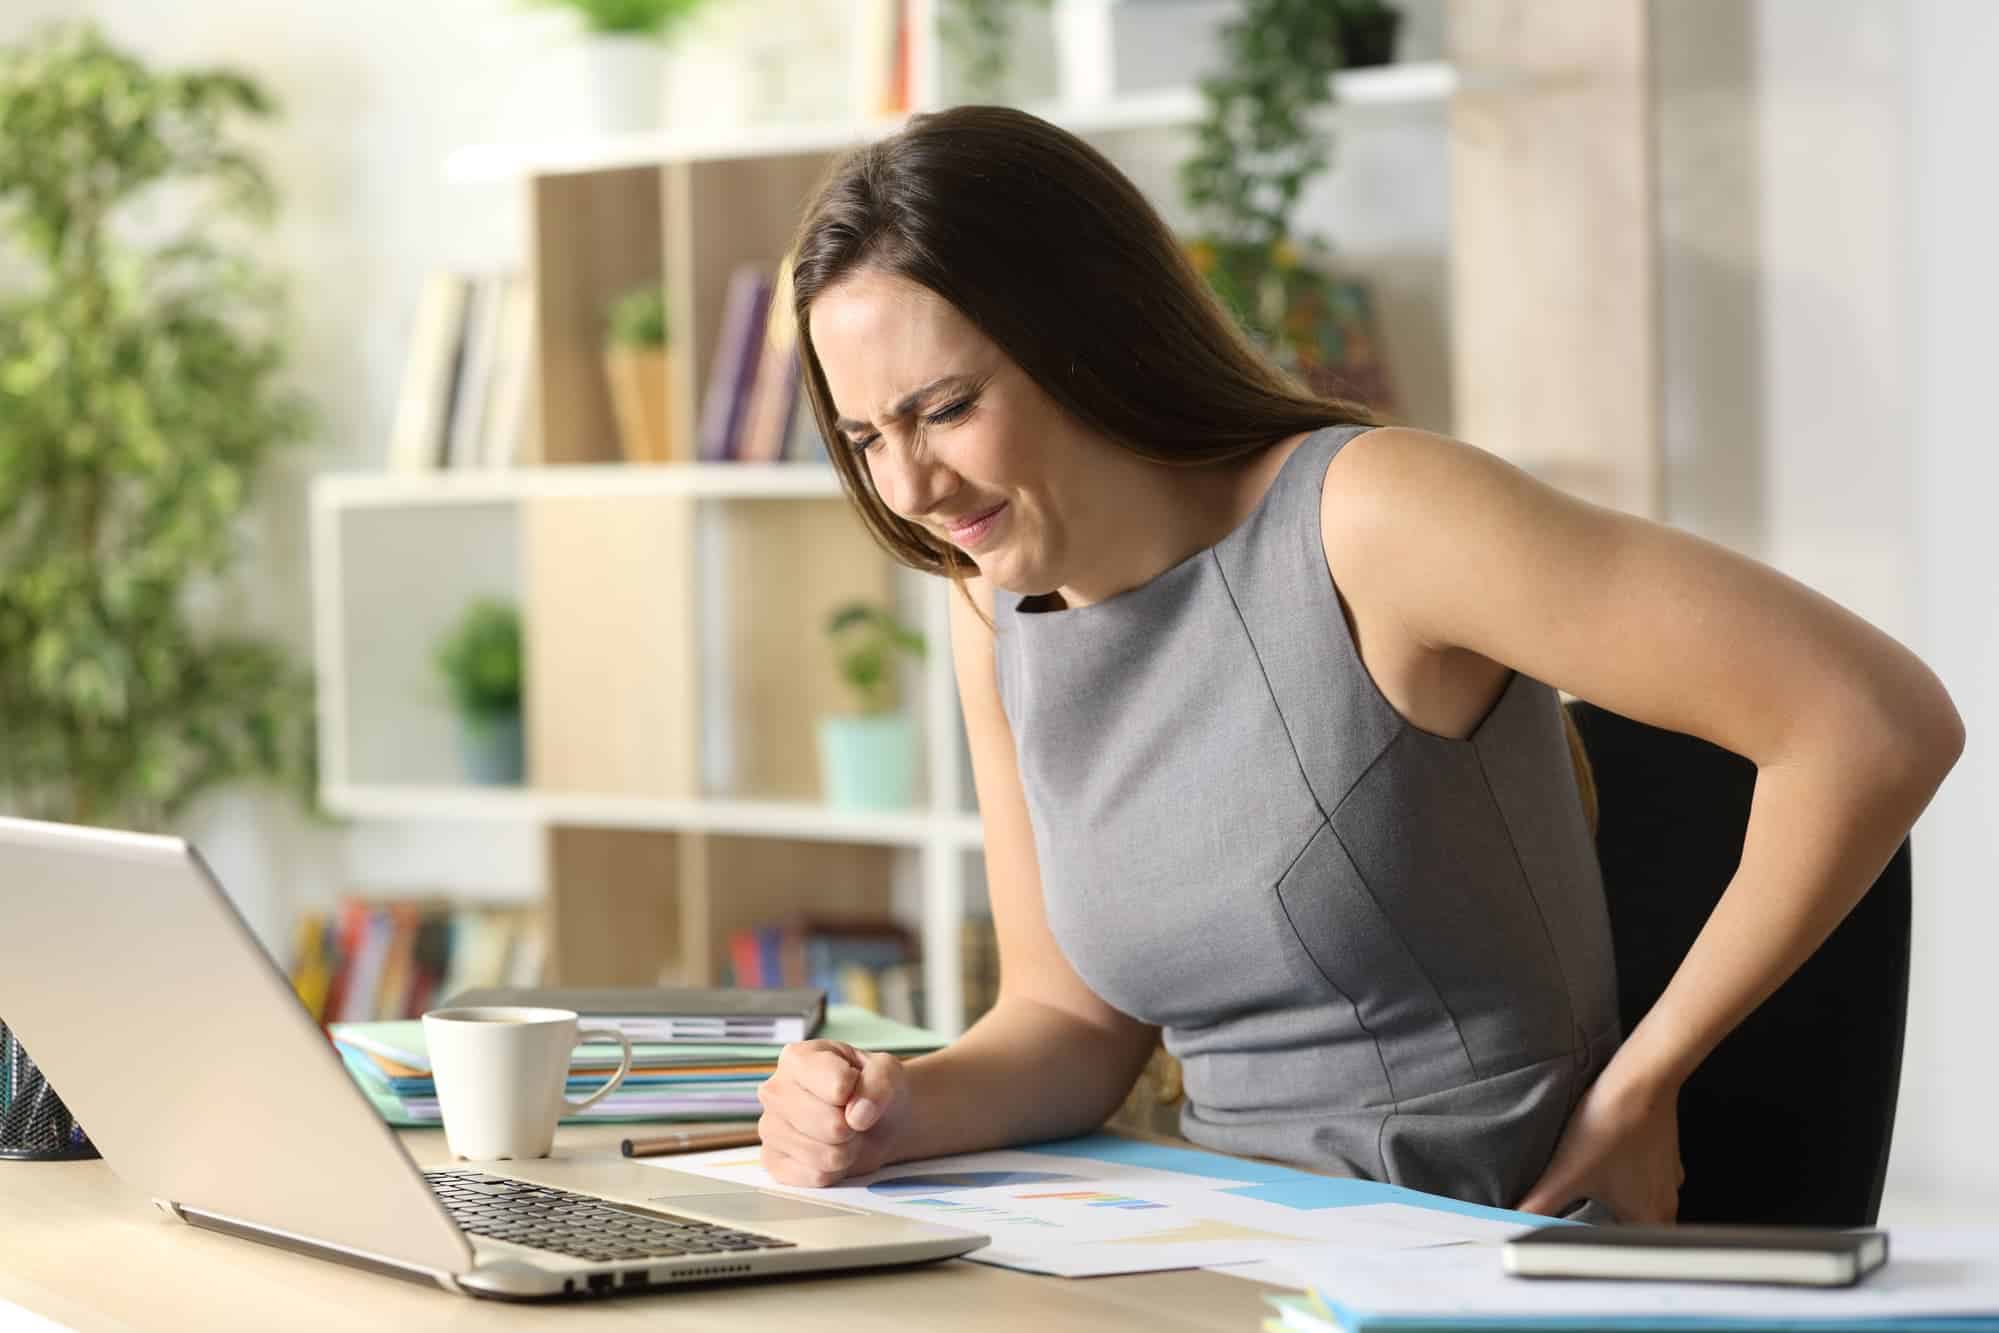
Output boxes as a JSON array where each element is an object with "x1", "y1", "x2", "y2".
[{"x1": 1318, "y1": 425, "x2": 1526, "y2": 568}]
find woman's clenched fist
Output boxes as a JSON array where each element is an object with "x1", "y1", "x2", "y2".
[{"x1": 756, "y1": 1039, "x2": 910, "y2": 1187}]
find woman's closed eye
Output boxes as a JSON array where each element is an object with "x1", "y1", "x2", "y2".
[
  {"x1": 847, "y1": 397, "x2": 976, "y2": 453},
  {"x1": 923, "y1": 397, "x2": 975, "y2": 427}
]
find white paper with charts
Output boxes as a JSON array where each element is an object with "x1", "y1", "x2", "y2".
[{"x1": 644, "y1": 1138, "x2": 1531, "y2": 1278}]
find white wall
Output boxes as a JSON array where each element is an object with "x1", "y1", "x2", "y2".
[
  {"x1": 1658, "y1": 0, "x2": 1998, "y2": 1216},
  {"x1": 1902, "y1": 0, "x2": 1999, "y2": 1212}
]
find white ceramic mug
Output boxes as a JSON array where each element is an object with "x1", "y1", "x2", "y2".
[{"x1": 421, "y1": 1006, "x2": 634, "y2": 1160}]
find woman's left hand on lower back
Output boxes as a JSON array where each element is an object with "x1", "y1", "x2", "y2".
[{"x1": 1514, "y1": 1056, "x2": 1685, "y2": 1224}]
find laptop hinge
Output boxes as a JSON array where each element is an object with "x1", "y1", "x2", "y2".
[{"x1": 174, "y1": 1204, "x2": 464, "y2": 1294}]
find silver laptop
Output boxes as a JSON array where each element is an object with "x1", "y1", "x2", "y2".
[{"x1": 0, "y1": 816, "x2": 986, "y2": 1300}]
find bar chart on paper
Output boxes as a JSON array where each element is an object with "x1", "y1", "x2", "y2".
[{"x1": 644, "y1": 1135, "x2": 1545, "y2": 1278}]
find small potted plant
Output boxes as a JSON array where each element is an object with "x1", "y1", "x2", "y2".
[
  {"x1": 435, "y1": 599, "x2": 525, "y2": 785},
  {"x1": 604, "y1": 282, "x2": 682, "y2": 463},
  {"x1": 1332, "y1": 0, "x2": 1402, "y2": 69},
  {"x1": 526, "y1": 0, "x2": 713, "y2": 134},
  {"x1": 818, "y1": 602, "x2": 926, "y2": 810}
]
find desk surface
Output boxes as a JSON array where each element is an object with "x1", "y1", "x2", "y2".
[{"x1": 0, "y1": 1122, "x2": 1282, "y2": 1332}]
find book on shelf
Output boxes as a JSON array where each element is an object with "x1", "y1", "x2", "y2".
[
  {"x1": 287, "y1": 896, "x2": 545, "y2": 1025},
  {"x1": 385, "y1": 268, "x2": 536, "y2": 473},
  {"x1": 726, "y1": 914, "x2": 923, "y2": 1027},
  {"x1": 782, "y1": 383, "x2": 828, "y2": 462},
  {"x1": 735, "y1": 255, "x2": 802, "y2": 463},
  {"x1": 479, "y1": 272, "x2": 537, "y2": 468},
  {"x1": 386, "y1": 271, "x2": 469, "y2": 471},
  {"x1": 853, "y1": 0, "x2": 912, "y2": 119},
  {"x1": 696, "y1": 263, "x2": 775, "y2": 461},
  {"x1": 444, "y1": 272, "x2": 502, "y2": 467}
]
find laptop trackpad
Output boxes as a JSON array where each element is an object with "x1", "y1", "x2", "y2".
[{"x1": 651, "y1": 1191, "x2": 862, "y2": 1224}]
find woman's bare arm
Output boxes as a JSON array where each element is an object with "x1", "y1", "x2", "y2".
[
  {"x1": 886, "y1": 577, "x2": 1159, "y2": 1164},
  {"x1": 1322, "y1": 426, "x2": 1962, "y2": 1217}
]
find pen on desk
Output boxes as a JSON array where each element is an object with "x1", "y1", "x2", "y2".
[{"x1": 621, "y1": 1127, "x2": 763, "y2": 1157}]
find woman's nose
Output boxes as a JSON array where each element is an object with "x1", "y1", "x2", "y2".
[{"x1": 878, "y1": 443, "x2": 954, "y2": 519}]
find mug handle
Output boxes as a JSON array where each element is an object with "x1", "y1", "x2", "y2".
[{"x1": 564, "y1": 1028, "x2": 635, "y2": 1114}]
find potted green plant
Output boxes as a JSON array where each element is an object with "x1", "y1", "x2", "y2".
[
  {"x1": 0, "y1": 23, "x2": 316, "y2": 831},
  {"x1": 603, "y1": 281, "x2": 684, "y2": 463},
  {"x1": 941, "y1": 0, "x2": 1052, "y2": 101},
  {"x1": 435, "y1": 599, "x2": 525, "y2": 785},
  {"x1": 526, "y1": 0, "x2": 713, "y2": 134},
  {"x1": 818, "y1": 603, "x2": 926, "y2": 810}
]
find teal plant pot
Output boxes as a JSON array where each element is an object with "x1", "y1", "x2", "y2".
[
  {"x1": 458, "y1": 712, "x2": 524, "y2": 786},
  {"x1": 817, "y1": 714, "x2": 917, "y2": 810}
]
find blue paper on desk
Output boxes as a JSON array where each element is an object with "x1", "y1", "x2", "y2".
[
  {"x1": 1030, "y1": 1134, "x2": 1549, "y2": 1229},
  {"x1": 1264, "y1": 1227, "x2": 1999, "y2": 1332}
]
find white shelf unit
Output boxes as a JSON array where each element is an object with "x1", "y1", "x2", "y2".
[
  {"x1": 443, "y1": 62, "x2": 1460, "y2": 183},
  {"x1": 318, "y1": 784, "x2": 985, "y2": 849}
]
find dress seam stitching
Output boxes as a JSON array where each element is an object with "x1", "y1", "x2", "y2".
[
  {"x1": 1472, "y1": 745, "x2": 1583, "y2": 1060},
  {"x1": 1214, "y1": 546, "x2": 1403, "y2": 1123}
]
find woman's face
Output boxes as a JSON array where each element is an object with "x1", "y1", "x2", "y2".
[{"x1": 809, "y1": 268, "x2": 1105, "y2": 594}]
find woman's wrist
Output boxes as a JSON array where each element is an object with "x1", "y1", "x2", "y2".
[
  {"x1": 1601, "y1": 1019, "x2": 1694, "y2": 1107},
  {"x1": 879, "y1": 1051, "x2": 947, "y2": 1165}
]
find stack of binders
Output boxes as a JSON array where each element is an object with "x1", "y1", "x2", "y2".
[{"x1": 329, "y1": 1004, "x2": 942, "y2": 1128}]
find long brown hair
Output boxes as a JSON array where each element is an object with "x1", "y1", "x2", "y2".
[{"x1": 788, "y1": 104, "x2": 1374, "y2": 579}]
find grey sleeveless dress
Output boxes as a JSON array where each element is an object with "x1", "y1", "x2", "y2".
[{"x1": 992, "y1": 423, "x2": 1621, "y2": 1209}]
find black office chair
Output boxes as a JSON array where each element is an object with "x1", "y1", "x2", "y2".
[{"x1": 1566, "y1": 701, "x2": 1911, "y2": 1227}]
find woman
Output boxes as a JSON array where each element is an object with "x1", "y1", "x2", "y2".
[{"x1": 753, "y1": 106, "x2": 1962, "y2": 1223}]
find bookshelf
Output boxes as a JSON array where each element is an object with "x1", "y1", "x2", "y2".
[{"x1": 312, "y1": 2, "x2": 1660, "y2": 1041}]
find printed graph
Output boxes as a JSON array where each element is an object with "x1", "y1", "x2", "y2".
[
  {"x1": 898, "y1": 1196, "x2": 1059, "y2": 1227},
  {"x1": 866, "y1": 1170, "x2": 1082, "y2": 1197},
  {"x1": 1014, "y1": 1189, "x2": 1167, "y2": 1211}
]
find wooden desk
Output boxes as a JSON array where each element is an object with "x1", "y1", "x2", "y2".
[{"x1": 0, "y1": 1123, "x2": 1281, "y2": 1332}]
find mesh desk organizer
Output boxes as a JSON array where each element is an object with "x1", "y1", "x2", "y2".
[{"x1": 1, "y1": 1021, "x2": 97, "y2": 1161}]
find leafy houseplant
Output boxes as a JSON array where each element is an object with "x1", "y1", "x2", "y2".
[
  {"x1": 527, "y1": 0, "x2": 710, "y2": 33},
  {"x1": 604, "y1": 282, "x2": 683, "y2": 463},
  {"x1": 818, "y1": 603, "x2": 926, "y2": 810},
  {"x1": 1180, "y1": 0, "x2": 1402, "y2": 404},
  {"x1": 435, "y1": 599, "x2": 525, "y2": 785},
  {"x1": 0, "y1": 23, "x2": 316, "y2": 832}
]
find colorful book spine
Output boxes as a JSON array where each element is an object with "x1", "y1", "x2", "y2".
[
  {"x1": 696, "y1": 265, "x2": 775, "y2": 461},
  {"x1": 290, "y1": 899, "x2": 545, "y2": 1027}
]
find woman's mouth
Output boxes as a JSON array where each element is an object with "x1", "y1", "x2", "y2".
[{"x1": 944, "y1": 501, "x2": 1009, "y2": 551}]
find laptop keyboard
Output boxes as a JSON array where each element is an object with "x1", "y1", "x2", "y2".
[{"x1": 425, "y1": 1171, "x2": 796, "y2": 1264}]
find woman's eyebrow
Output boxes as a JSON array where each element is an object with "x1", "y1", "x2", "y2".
[{"x1": 834, "y1": 374, "x2": 973, "y2": 434}]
